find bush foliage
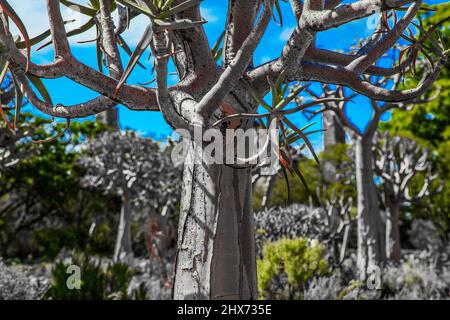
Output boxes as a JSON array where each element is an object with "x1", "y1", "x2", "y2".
[{"x1": 257, "y1": 238, "x2": 329, "y2": 300}]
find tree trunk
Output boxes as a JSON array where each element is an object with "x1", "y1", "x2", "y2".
[
  {"x1": 323, "y1": 111, "x2": 346, "y2": 152},
  {"x1": 97, "y1": 109, "x2": 119, "y2": 130},
  {"x1": 385, "y1": 195, "x2": 401, "y2": 262},
  {"x1": 114, "y1": 189, "x2": 133, "y2": 263},
  {"x1": 322, "y1": 110, "x2": 346, "y2": 183},
  {"x1": 355, "y1": 137, "x2": 385, "y2": 280},
  {"x1": 173, "y1": 141, "x2": 258, "y2": 300}
]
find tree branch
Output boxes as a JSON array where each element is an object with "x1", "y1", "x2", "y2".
[
  {"x1": 223, "y1": 0, "x2": 260, "y2": 66},
  {"x1": 154, "y1": 31, "x2": 197, "y2": 131},
  {"x1": 196, "y1": 0, "x2": 274, "y2": 122},
  {"x1": 346, "y1": 0, "x2": 422, "y2": 73},
  {"x1": 172, "y1": 0, "x2": 216, "y2": 78},
  {"x1": 304, "y1": 47, "x2": 414, "y2": 76},
  {"x1": 97, "y1": 0, "x2": 124, "y2": 127},
  {"x1": 303, "y1": 0, "x2": 414, "y2": 31},
  {"x1": 47, "y1": 0, "x2": 71, "y2": 59},
  {"x1": 0, "y1": 21, "x2": 159, "y2": 111},
  {"x1": 13, "y1": 67, "x2": 116, "y2": 118},
  {"x1": 98, "y1": 0, "x2": 124, "y2": 80},
  {"x1": 299, "y1": 54, "x2": 447, "y2": 102}
]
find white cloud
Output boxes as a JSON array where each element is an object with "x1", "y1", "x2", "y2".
[
  {"x1": 121, "y1": 15, "x2": 152, "y2": 47},
  {"x1": 280, "y1": 26, "x2": 295, "y2": 42},
  {"x1": 8, "y1": 0, "x2": 151, "y2": 49},
  {"x1": 9, "y1": 1, "x2": 49, "y2": 38},
  {"x1": 9, "y1": 1, "x2": 94, "y2": 47},
  {"x1": 260, "y1": 56, "x2": 272, "y2": 64},
  {"x1": 60, "y1": 7, "x2": 97, "y2": 45},
  {"x1": 201, "y1": 7, "x2": 219, "y2": 23},
  {"x1": 8, "y1": 1, "x2": 219, "y2": 57}
]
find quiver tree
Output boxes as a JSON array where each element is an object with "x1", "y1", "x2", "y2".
[
  {"x1": 297, "y1": 5, "x2": 449, "y2": 273},
  {"x1": 0, "y1": 0, "x2": 447, "y2": 299},
  {"x1": 300, "y1": 85, "x2": 443, "y2": 278},
  {"x1": 78, "y1": 131, "x2": 180, "y2": 263},
  {"x1": 374, "y1": 132, "x2": 441, "y2": 262},
  {"x1": 302, "y1": 84, "x2": 388, "y2": 278}
]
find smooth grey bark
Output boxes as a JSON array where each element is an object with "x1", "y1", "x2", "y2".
[
  {"x1": 323, "y1": 111, "x2": 346, "y2": 152},
  {"x1": 173, "y1": 141, "x2": 257, "y2": 300},
  {"x1": 114, "y1": 189, "x2": 133, "y2": 263},
  {"x1": 322, "y1": 110, "x2": 346, "y2": 183},
  {"x1": 355, "y1": 137, "x2": 385, "y2": 280},
  {"x1": 97, "y1": 109, "x2": 119, "y2": 130},
  {"x1": 384, "y1": 194, "x2": 401, "y2": 262}
]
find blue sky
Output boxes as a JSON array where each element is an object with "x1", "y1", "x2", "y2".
[{"x1": 10, "y1": 0, "x2": 448, "y2": 149}]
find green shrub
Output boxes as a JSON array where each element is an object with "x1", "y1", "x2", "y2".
[
  {"x1": 43, "y1": 253, "x2": 147, "y2": 300},
  {"x1": 257, "y1": 238, "x2": 329, "y2": 299},
  {"x1": 31, "y1": 227, "x2": 82, "y2": 260},
  {"x1": 85, "y1": 222, "x2": 116, "y2": 256}
]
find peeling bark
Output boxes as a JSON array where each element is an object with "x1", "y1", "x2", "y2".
[{"x1": 173, "y1": 141, "x2": 257, "y2": 300}]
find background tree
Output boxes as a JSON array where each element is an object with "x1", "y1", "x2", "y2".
[
  {"x1": 1, "y1": 116, "x2": 178, "y2": 262},
  {"x1": 79, "y1": 130, "x2": 180, "y2": 263},
  {"x1": 300, "y1": 77, "x2": 445, "y2": 277},
  {"x1": 0, "y1": 0, "x2": 447, "y2": 298},
  {"x1": 382, "y1": 2, "x2": 450, "y2": 232},
  {"x1": 293, "y1": 3, "x2": 449, "y2": 277},
  {"x1": 374, "y1": 132, "x2": 441, "y2": 262},
  {"x1": 0, "y1": 116, "x2": 116, "y2": 259}
]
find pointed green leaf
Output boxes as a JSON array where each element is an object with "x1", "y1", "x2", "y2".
[
  {"x1": 60, "y1": 0, "x2": 98, "y2": 16},
  {"x1": 115, "y1": 24, "x2": 154, "y2": 96},
  {"x1": 27, "y1": 74, "x2": 53, "y2": 105}
]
